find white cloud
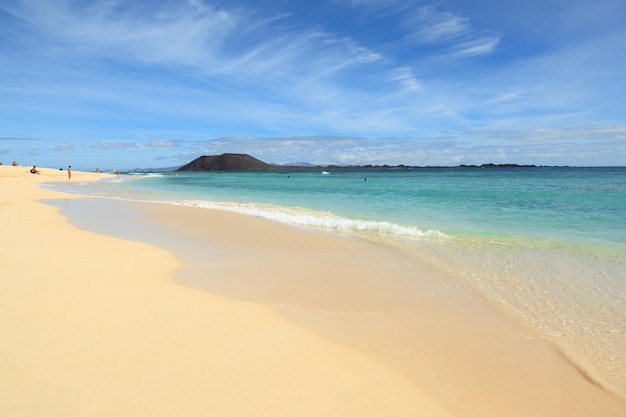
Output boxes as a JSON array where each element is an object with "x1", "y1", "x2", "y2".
[
  {"x1": 453, "y1": 35, "x2": 500, "y2": 57},
  {"x1": 185, "y1": 124, "x2": 626, "y2": 167},
  {"x1": 398, "y1": 4, "x2": 500, "y2": 60},
  {"x1": 411, "y1": 5, "x2": 469, "y2": 43},
  {"x1": 513, "y1": 125, "x2": 626, "y2": 144},
  {"x1": 146, "y1": 139, "x2": 185, "y2": 148},
  {"x1": 4, "y1": 0, "x2": 382, "y2": 86},
  {"x1": 389, "y1": 67, "x2": 423, "y2": 92},
  {"x1": 53, "y1": 143, "x2": 75, "y2": 151},
  {"x1": 90, "y1": 141, "x2": 138, "y2": 150}
]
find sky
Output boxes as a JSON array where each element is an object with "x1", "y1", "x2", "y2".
[{"x1": 1, "y1": 0, "x2": 625, "y2": 170}]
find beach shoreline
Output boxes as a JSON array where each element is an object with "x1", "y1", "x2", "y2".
[{"x1": 2, "y1": 164, "x2": 625, "y2": 416}]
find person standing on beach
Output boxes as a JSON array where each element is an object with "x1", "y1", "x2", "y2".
[{"x1": 68, "y1": 165, "x2": 72, "y2": 180}]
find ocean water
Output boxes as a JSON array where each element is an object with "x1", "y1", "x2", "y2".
[{"x1": 44, "y1": 166, "x2": 626, "y2": 394}]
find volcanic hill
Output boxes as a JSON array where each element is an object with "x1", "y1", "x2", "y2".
[{"x1": 176, "y1": 153, "x2": 281, "y2": 171}]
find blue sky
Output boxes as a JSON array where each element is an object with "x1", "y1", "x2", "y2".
[{"x1": 1, "y1": 0, "x2": 625, "y2": 170}]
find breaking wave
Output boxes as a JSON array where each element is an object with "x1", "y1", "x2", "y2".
[{"x1": 169, "y1": 199, "x2": 448, "y2": 240}]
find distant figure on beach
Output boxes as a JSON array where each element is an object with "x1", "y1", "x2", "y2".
[
  {"x1": 68, "y1": 165, "x2": 72, "y2": 180},
  {"x1": 96, "y1": 167, "x2": 100, "y2": 173},
  {"x1": 115, "y1": 169, "x2": 120, "y2": 177},
  {"x1": 30, "y1": 166, "x2": 40, "y2": 174},
  {"x1": 12, "y1": 161, "x2": 18, "y2": 166}
]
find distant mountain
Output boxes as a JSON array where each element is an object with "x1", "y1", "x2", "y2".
[{"x1": 177, "y1": 153, "x2": 281, "y2": 171}]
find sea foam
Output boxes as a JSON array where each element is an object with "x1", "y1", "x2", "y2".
[{"x1": 170, "y1": 199, "x2": 448, "y2": 239}]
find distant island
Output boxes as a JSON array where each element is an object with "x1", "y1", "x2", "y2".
[{"x1": 176, "y1": 153, "x2": 538, "y2": 171}]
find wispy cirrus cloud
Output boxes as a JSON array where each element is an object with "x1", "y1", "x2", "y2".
[
  {"x1": 403, "y1": 4, "x2": 500, "y2": 58},
  {"x1": 389, "y1": 67, "x2": 423, "y2": 93},
  {"x1": 3, "y1": 1, "x2": 237, "y2": 69},
  {"x1": 409, "y1": 5, "x2": 469, "y2": 43},
  {"x1": 2, "y1": 0, "x2": 381, "y2": 86},
  {"x1": 452, "y1": 35, "x2": 500, "y2": 57}
]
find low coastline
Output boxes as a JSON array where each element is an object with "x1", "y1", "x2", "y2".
[{"x1": 2, "y1": 165, "x2": 625, "y2": 416}]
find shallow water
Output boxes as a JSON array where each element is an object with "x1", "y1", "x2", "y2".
[{"x1": 43, "y1": 166, "x2": 626, "y2": 394}]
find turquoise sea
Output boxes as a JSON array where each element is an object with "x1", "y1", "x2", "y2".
[{"x1": 44, "y1": 166, "x2": 626, "y2": 394}]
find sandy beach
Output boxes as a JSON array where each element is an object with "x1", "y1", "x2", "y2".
[{"x1": 1, "y1": 164, "x2": 625, "y2": 417}]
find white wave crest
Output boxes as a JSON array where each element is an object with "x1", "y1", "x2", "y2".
[{"x1": 171, "y1": 200, "x2": 447, "y2": 240}]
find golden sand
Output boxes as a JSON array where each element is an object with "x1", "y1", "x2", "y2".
[{"x1": 1, "y1": 164, "x2": 624, "y2": 416}]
